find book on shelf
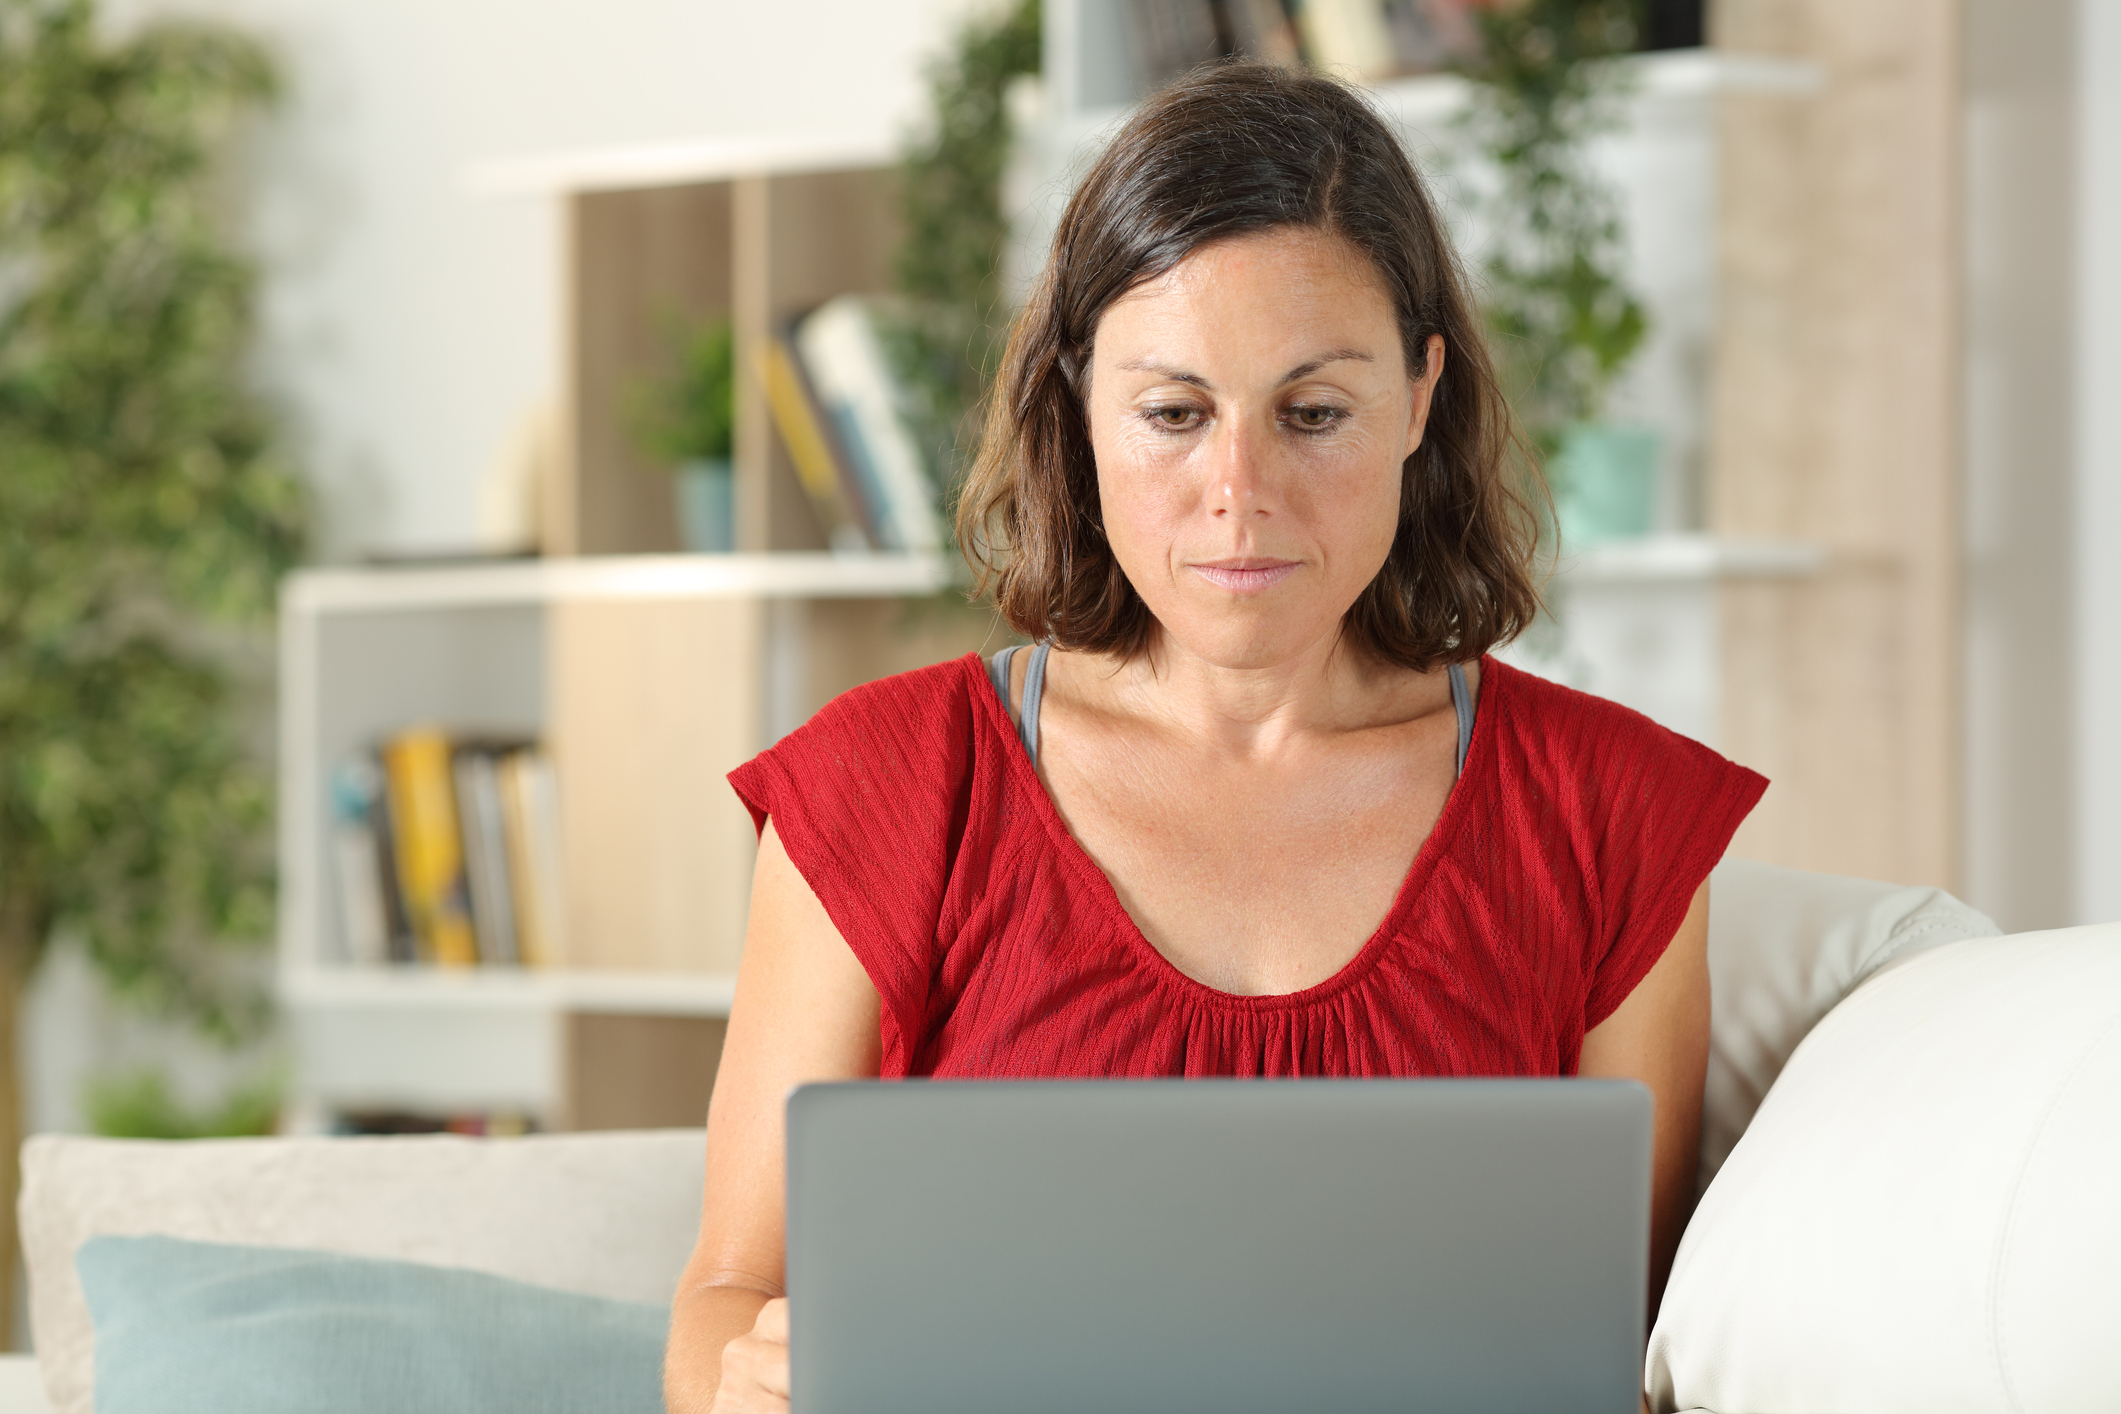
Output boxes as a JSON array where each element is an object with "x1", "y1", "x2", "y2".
[
  {"x1": 762, "y1": 332, "x2": 877, "y2": 552},
  {"x1": 328, "y1": 757, "x2": 399, "y2": 965},
  {"x1": 1125, "y1": 0, "x2": 1306, "y2": 85},
  {"x1": 380, "y1": 729, "x2": 479, "y2": 967},
  {"x1": 495, "y1": 747, "x2": 568, "y2": 968},
  {"x1": 334, "y1": 729, "x2": 566, "y2": 969},
  {"x1": 1295, "y1": 0, "x2": 1478, "y2": 80},
  {"x1": 453, "y1": 743, "x2": 521, "y2": 966},
  {"x1": 332, "y1": 1108, "x2": 537, "y2": 1137},
  {"x1": 790, "y1": 296, "x2": 945, "y2": 555}
]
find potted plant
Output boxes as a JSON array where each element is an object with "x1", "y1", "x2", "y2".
[
  {"x1": 0, "y1": 0, "x2": 304, "y2": 1332},
  {"x1": 631, "y1": 316, "x2": 736, "y2": 553},
  {"x1": 888, "y1": 0, "x2": 1039, "y2": 518},
  {"x1": 1455, "y1": 0, "x2": 1656, "y2": 548}
]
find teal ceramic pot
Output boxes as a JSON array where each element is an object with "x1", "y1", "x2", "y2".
[
  {"x1": 1554, "y1": 424, "x2": 1662, "y2": 550},
  {"x1": 675, "y1": 457, "x2": 735, "y2": 553}
]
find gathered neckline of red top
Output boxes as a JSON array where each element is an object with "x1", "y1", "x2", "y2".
[{"x1": 959, "y1": 651, "x2": 1500, "y2": 1015}]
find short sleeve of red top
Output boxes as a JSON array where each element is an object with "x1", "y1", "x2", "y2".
[{"x1": 728, "y1": 654, "x2": 1766, "y2": 1080}]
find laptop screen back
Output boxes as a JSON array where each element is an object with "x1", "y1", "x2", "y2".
[{"x1": 787, "y1": 1078, "x2": 1651, "y2": 1414}]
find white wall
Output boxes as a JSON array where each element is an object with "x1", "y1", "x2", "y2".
[
  {"x1": 2076, "y1": 0, "x2": 2121, "y2": 924},
  {"x1": 1963, "y1": 0, "x2": 2078, "y2": 930},
  {"x1": 1964, "y1": 0, "x2": 2121, "y2": 930},
  {"x1": 102, "y1": 0, "x2": 984, "y2": 559}
]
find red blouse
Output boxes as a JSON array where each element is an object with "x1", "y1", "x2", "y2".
[{"x1": 729, "y1": 654, "x2": 1765, "y2": 1080}]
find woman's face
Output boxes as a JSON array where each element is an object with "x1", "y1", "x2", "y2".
[{"x1": 1085, "y1": 226, "x2": 1444, "y2": 672}]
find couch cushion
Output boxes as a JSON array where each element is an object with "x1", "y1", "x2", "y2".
[
  {"x1": 78, "y1": 1235, "x2": 666, "y2": 1414},
  {"x1": 1649, "y1": 923, "x2": 2121, "y2": 1413},
  {"x1": 22, "y1": 1128, "x2": 704, "y2": 1414},
  {"x1": 1700, "y1": 858, "x2": 1997, "y2": 1193}
]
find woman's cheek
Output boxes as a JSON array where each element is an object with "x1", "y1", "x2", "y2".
[{"x1": 1097, "y1": 439, "x2": 1203, "y2": 529}]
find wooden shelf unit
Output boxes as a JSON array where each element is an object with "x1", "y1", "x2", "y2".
[{"x1": 496, "y1": 134, "x2": 907, "y2": 558}]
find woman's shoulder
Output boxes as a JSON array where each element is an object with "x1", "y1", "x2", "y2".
[
  {"x1": 728, "y1": 653, "x2": 1001, "y2": 1077},
  {"x1": 801, "y1": 652, "x2": 990, "y2": 749},
  {"x1": 1479, "y1": 653, "x2": 1769, "y2": 853},
  {"x1": 1475, "y1": 656, "x2": 1767, "y2": 1031},
  {"x1": 734, "y1": 653, "x2": 991, "y2": 810},
  {"x1": 1483, "y1": 654, "x2": 1733, "y2": 779}
]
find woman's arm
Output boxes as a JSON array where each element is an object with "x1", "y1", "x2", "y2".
[
  {"x1": 1576, "y1": 880, "x2": 1711, "y2": 1321},
  {"x1": 664, "y1": 820, "x2": 882, "y2": 1414}
]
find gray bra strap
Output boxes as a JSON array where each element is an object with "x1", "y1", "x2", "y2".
[
  {"x1": 985, "y1": 645, "x2": 1014, "y2": 711},
  {"x1": 1021, "y1": 643, "x2": 1050, "y2": 767},
  {"x1": 1449, "y1": 661, "x2": 1475, "y2": 779},
  {"x1": 986, "y1": 643, "x2": 1051, "y2": 769}
]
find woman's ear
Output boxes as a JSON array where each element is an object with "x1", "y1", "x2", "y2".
[{"x1": 1404, "y1": 333, "x2": 1447, "y2": 457}]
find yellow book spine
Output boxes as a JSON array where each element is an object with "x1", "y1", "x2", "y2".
[
  {"x1": 496, "y1": 751, "x2": 550, "y2": 968},
  {"x1": 382, "y1": 728, "x2": 478, "y2": 967},
  {"x1": 762, "y1": 339, "x2": 856, "y2": 530}
]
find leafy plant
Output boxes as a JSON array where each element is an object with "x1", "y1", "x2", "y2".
[
  {"x1": 84, "y1": 1066, "x2": 281, "y2": 1139},
  {"x1": 0, "y1": 0, "x2": 303, "y2": 1329},
  {"x1": 885, "y1": 0, "x2": 1041, "y2": 513},
  {"x1": 1453, "y1": 0, "x2": 1648, "y2": 456},
  {"x1": 628, "y1": 314, "x2": 735, "y2": 465}
]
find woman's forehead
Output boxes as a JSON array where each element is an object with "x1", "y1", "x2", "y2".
[
  {"x1": 1094, "y1": 229, "x2": 1402, "y2": 373},
  {"x1": 1119, "y1": 226, "x2": 1387, "y2": 304}
]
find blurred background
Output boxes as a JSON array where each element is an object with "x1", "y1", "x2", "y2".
[{"x1": 0, "y1": 0, "x2": 2113, "y2": 1338}]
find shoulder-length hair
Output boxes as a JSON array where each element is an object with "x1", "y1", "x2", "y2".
[{"x1": 956, "y1": 61, "x2": 1542, "y2": 671}]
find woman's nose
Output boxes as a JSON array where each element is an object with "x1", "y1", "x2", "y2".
[{"x1": 1206, "y1": 414, "x2": 1277, "y2": 518}]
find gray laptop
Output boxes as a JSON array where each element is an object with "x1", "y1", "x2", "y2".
[{"x1": 786, "y1": 1079, "x2": 1652, "y2": 1414}]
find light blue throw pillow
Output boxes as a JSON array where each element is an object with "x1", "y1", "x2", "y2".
[{"x1": 77, "y1": 1234, "x2": 667, "y2": 1414}]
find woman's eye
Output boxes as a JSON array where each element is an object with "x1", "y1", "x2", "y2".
[
  {"x1": 1145, "y1": 406, "x2": 1203, "y2": 431},
  {"x1": 1286, "y1": 405, "x2": 1345, "y2": 432}
]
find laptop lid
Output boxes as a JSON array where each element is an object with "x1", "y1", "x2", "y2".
[{"x1": 787, "y1": 1078, "x2": 1652, "y2": 1414}]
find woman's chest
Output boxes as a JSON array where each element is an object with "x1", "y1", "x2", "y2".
[
  {"x1": 1035, "y1": 729, "x2": 1457, "y2": 996},
  {"x1": 924, "y1": 835, "x2": 1581, "y2": 1080}
]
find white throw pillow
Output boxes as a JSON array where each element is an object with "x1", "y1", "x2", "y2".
[
  {"x1": 1700, "y1": 859, "x2": 1998, "y2": 1194},
  {"x1": 21, "y1": 1128, "x2": 706, "y2": 1414},
  {"x1": 1649, "y1": 924, "x2": 2121, "y2": 1414}
]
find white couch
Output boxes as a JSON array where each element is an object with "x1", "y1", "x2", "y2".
[{"x1": 21, "y1": 858, "x2": 2104, "y2": 1414}]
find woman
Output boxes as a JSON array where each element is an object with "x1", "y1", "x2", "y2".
[{"x1": 666, "y1": 62, "x2": 1764, "y2": 1413}]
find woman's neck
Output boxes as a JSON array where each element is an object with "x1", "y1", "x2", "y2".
[{"x1": 1061, "y1": 628, "x2": 1454, "y2": 760}]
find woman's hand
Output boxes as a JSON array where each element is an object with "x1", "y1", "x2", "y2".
[{"x1": 711, "y1": 1298, "x2": 790, "y2": 1413}]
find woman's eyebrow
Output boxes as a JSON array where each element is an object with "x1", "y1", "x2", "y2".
[
  {"x1": 1279, "y1": 349, "x2": 1374, "y2": 382},
  {"x1": 1114, "y1": 358, "x2": 1212, "y2": 388},
  {"x1": 1113, "y1": 349, "x2": 1376, "y2": 390}
]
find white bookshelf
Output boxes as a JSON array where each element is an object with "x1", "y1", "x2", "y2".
[{"x1": 276, "y1": 552, "x2": 954, "y2": 1129}]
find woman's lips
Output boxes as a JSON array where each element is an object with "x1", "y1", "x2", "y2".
[{"x1": 1189, "y1": 559, "x2": 1300, "y2": 593}]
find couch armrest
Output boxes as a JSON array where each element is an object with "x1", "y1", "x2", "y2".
[{"x1": 1701, "y1": 858, "x2": 1998, "y2": 1192}]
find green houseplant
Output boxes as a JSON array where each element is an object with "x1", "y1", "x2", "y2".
[
  {"x1": 1455, "y1": 0, "x2": 1655, "y2": 546},
  {"x1": 631, "y1": 316, "x2": 736, "y2": 552},
  {"x1": 0, "y1": 0, "x2": 304, "y2": 1330},
  {"x1": 888, "y1": 0, "x2": 1040, "y2": 517}
]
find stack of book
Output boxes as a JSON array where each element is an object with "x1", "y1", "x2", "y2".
[
  {"x1": 332, "y1": 1109, "x2": 538, "y2": 1137},
  {"x1": 329, "y1": 728, "x2": 567, "y2": 968},
  {"x1": 1121, "y1": 0, "x2": 1480, "y2": 86},
  {"x1": 766, "y1": 295, "x2": 946, "y2": 555}
]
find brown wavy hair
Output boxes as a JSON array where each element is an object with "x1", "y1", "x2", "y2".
[{"x1": 956, "y1": 61, "x2": 1543, "y2": 671}]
